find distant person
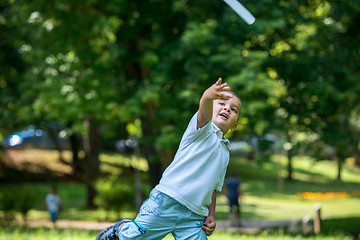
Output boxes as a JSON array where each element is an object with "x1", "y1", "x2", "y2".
[
  {"x1": 97, "y1": 78, "x2": 241, "y2": 239},
  {"x1": 45, "y1": 186, "x2": 62, "y2": 225},
  {"x1": 225, "y1": 171, "x2": 242, "y2": 221}
]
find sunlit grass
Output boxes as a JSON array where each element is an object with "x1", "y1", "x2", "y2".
[
  {"x1": 276, "y1": 155, "x2": 360, "y2": 184},
  {"x1": 5, "y1": 149, "x2": 73, "y2": 174},
  {"x1": 0, "y1": 228, "x2": 98, "y2": 240},
  {"x1": 4, "y1": 149, "x2": 149, "y2": 176},
  {"x1": 0, "y1": 228, "x2": 353, "y2": 240},
  {"x1": 222, "y1": 155, "x2": 360, "y2": 221},
  {"x1": 100, "y1": 153, "x2": 148, "y2": 172}
]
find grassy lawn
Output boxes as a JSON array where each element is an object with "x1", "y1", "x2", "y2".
[
  {"x1": 1, "y1": 151, "x2": 360, "y2": 222},
  {"x1": 216, "y1": 154, "x2": 360, "y2": 221},
  {"x1": 1, "y1": 149, "x2": 360, "y2": 238},
  {"x1": 0, "y1": 227, "x2": 355, "y2": 240}
]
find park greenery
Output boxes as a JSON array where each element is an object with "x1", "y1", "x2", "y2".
[
  {"x1": 1, "y1": 0, "x2": 360, "y2": 205},
  {"x1": 0, "y1": 0, "x2": 360, "y2": 238}
]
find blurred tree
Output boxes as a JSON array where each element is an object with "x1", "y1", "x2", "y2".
[
  {"x1": 225, "y1": 0, "x2": 322, "y2": 180},
  {"x1": 9, "y1": 0, "x2": 191, "y2": 207},
  {"x1": 10, "y1": 0, "x2": 113, "y2": 208},
  {"x1": 260, "y1": 0, "x2": 360, "y2": 180},
  {"x1": 310, "y1": 0, "x2": 360, "y2": 180},
  {"x1": 0, "y1": 1, "x2": 26, "y2": 138}
]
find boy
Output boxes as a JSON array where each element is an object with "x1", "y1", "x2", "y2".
[
  {"x1": 45, "y1": 186, "x2": 62, "y2": 226},
  {"x1": 225, "y1": 171, "x2": 242, "y2": 224},
  {"x1": 97, "y1": 78, "x2": 241, "y2": 239}
]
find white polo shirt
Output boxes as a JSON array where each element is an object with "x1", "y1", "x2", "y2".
[{"x1": 155, "y1": 112, "x2": 231, "y2": 216}]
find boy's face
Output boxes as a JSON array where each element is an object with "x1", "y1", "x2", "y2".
[{"x1": 212, "y1": 96, "x2": 241, "y2": 135}]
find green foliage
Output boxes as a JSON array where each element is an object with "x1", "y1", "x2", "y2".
[
  {"x1": 0, "y1": 1, "x2": 26, "y2": 134},
  {"x1": 0, "y1": 188, "x2": 37, "y2": 222},
  {"x1": 1, "y1": 0, "x2": 360, "y2": 192},
  {"x1": 17, "y1": 190, "x2": 37, "y2": 219},
  {"x1": 0, "y1": 191, "x2": 17, "y2": 221},
  {"x1": 93, "y1": 174, "x2": 153, "y2": 220},
  {"x1": 94, "y1": 175, "x2": 134, "y2": 214},
  {"x1": 258, "y1": 0, "x2": 360, "y2": 179}
]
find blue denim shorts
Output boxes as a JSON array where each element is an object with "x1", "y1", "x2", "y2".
[{"x1": 118, "y1": 189, "x2": 207, "y2": 240}]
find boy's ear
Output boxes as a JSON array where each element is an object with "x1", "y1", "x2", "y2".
[{"x1": 231, "y1": 122, "x2": 238, "y2": 131}]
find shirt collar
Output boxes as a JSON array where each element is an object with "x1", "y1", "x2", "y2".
[{"x1": 212, "y1": 123, "x2": 231, "y2": 150}]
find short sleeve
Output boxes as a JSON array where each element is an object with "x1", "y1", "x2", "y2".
[
  {"x1": 181, "y1": 111, "x2": 212, "y2": 145},
  {"x1": 216, "y1": 174, "x2": 226, "y2": 192}
]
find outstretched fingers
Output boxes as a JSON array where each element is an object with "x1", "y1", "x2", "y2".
[
  {"x1": 214, "y1": 78, "x2": 232, "y2": 99},
  {"x1": 215, "y1": 78, "x2": 222, "y2": 85}
]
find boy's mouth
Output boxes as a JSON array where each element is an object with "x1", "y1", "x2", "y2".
[{"x1": 219, "y1": 113, "x2": 228, "y2": 119}]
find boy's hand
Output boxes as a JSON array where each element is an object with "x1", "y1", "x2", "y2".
[
  {"x1": 202, "y1": 215, "x2": 216, "y2": 236},
  {"x1": 205, "y1": 78, "x2": 233, "y2": 101},
  {"x1": 198, "y1": 78, "x2": 233, "y2": 129}
]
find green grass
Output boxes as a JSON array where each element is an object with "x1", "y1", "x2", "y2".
[
  {"x1": 214, "y1": 155, "x2": 360, "y2": 221},
  {"x1": 0, "y1": 227, "x2": 98, "y2": 240},
  {"x1": 0, "y1": 227, "x2": 355, "y2": 240},
  {"x1": 322, "y1": 217, "x2": 360, "y2": 235},
  {"x1": 1, "y1": 150, "x2": 360, "y2": 238},
  {"x1": 1, "y1": 154, "x2": 360, "y2": 222},
  {"x1": 0, "y1": 182, "x2": 137, "y2": 222},
  {"x1": 0, "y1": 182, "x2": 86, "y2": 210}
]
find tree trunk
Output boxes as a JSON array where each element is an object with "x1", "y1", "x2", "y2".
[
  {"x1": 286, "y1": 130, "x2": 293, "y2": 181},
  {"x1": 356, "y1": 157, "x2": 360, "y2": 167},
  {"x1": 140, "y1": 103, "x2": 163, "y2": 188},
  {"x1": 69, "y1": 133, "x2": 82, "y2": 178},
  {"x1": 336, "y1": 156, "x2": 342, "y2": 181},
  {"x1": 82, "y1": 117, "x2": 101, "y2": 209},
  {"x1": 0, "y1": 148, "x2": 4, "y2": 169},
  {"x1": 47, "y1": 127, "x2": 66, "y2": 164},
  {"x1": 158, "y1": 148, "x2": 176, "y2": 170},
  {"x1": 287, "y1": 149, "x2": 293, "y2": 181},
  {"x1": 134, "y1": 143, "x2": 142, "y2": 211},
  {"x1": 142, "y1": 144, "x2": 162, "y2": 188}
]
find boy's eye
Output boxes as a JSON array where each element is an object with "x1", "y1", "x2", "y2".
[
  {"x1": 219, "y1": 102, "x2": 225, "y2": 106},
  {"x1": 231, "y1": 108, "x2": 237, "y2": 113}
]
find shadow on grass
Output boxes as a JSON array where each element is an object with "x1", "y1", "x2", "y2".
[
  {"x1": 278, "y1": 217, "x2": 360, "y2": 238},
  {"x1": 322, "y1": 217, "x2": 360, "y2": 236},
  {"x1": 0, "y1": 163, "x2": 73, "y2": 183}
]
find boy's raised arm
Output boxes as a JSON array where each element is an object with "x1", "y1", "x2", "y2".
[{"x1": 197, "y1": 78, "x2": 233, "y2": 129}]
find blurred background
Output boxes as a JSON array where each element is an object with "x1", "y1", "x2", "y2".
[{"x1": 0, "y1": 0, "x2": 359, "y2": 239}]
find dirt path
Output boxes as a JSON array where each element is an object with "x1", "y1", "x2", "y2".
[{"x1": 27, "y1": 219, "x2": 116, "y2": 231}]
